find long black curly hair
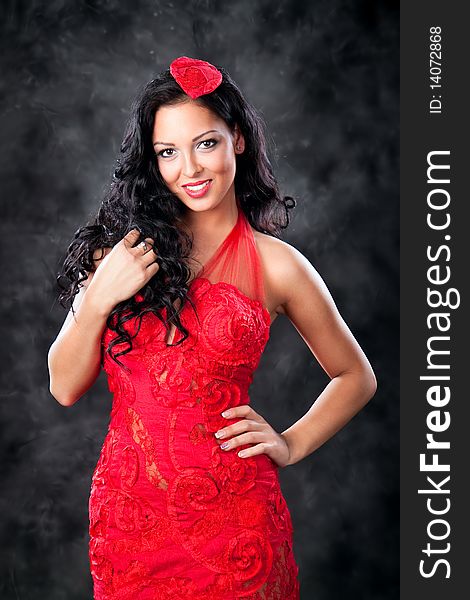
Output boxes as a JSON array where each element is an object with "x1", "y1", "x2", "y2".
[{"x1": 57, "y1": 61, "x2": 296, "y2": 370}]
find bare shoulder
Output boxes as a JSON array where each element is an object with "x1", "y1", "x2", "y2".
[
  {"x1": 253, "y1": 230, "x2": 377, "y2": 385},
  {"x1": 253, "y1": 230, "x2": 324, "y2": 318}
]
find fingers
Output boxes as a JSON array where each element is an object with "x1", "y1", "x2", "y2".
[
  {"x1": 92, "y1": 247, "x2": 112, "y2": 261},
  {"x1": 135, "y1": 237, "x2": 159, "y2": 266},
  {"x1": 214, "y1": 410, "x2": 269, "y2": 455},
  {"x1": 123, "y1": 228, "x2": 141, "y2": 248},
  {"x1": 135, "y1": 238, "x2": 152, "y2": 253},
  {"x1": 92, "y1": 247, "x2": 112, "y2": 270},
  {"x1": 215, "y1": 419, "x2": 262, "y2": 440},
  {"x1": 146, "y1": 261, "x2": 160, "y2": 277},
  {"x1": 236, "y1": 443, "x2": 270, "y2": 459},
  {"x1": 220, "y1": 432, "x2": 267, "y2": 449},
  {"x1": 124, "y1": 229, "x2": 158, "y2": 265},
  {"x1": 221, "y1": 405, "x2": 262, "y2": 421}
]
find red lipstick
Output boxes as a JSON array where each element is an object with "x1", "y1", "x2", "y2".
[
  {"x1": 182, "y1": 179, "x2": 211, "y2": 187},
  {"x1": 182, "y1": 179, "x2": 212, "y2": 198}
]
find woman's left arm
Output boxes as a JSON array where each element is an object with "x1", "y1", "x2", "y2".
[
  {"x1": 214, "y1": 240, "x2": 377, "y2": 468},
  {"x1": 277, "y1": 243, "x2": 377, "y2": 466}
]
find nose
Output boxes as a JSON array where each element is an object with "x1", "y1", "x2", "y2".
[{"x1": 182, "y1": 150, "x2": 202, "y2": 178}]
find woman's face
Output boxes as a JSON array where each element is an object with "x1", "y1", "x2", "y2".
[{"x1": 152, "y1": 101, "x2": 244, "y2": 213}]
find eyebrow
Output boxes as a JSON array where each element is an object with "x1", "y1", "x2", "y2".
[{"x1": 153, "y1": 129, "x2": 219, "y2": 147}]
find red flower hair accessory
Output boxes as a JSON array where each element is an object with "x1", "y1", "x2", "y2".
[{"x1": 169, "y1": 56, "x2": 223, "y2": 99}]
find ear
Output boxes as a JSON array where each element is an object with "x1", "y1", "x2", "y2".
[{"x1": 233, "y1": 124, "x2": 245, "y2": 154}]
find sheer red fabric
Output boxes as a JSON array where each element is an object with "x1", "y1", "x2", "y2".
[
  {"x1": 194, "y1": 198, "x2": 266, "y2": 307},
  {"x1": 88, "y1": 202, "x2": 300, "y2": 599}
]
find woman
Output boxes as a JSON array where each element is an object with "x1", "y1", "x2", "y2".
[{"x1": 48, "y1": 56, "x2": 377, "y2": 599}]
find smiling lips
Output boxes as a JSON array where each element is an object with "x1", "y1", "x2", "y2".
[{"x1": 182, "y1": 179, "x2": 212, "y2": 198}]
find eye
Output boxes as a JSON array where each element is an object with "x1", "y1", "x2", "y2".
[
  {"x1": 157, "y1": 148, "x2": 175, "y2": 158},
  {"x1": 198, "y1": 138, "x2": 218, "y2": 149},
  {"x1": 156, "y1": 138, "x2": 218, "y2": 159}
]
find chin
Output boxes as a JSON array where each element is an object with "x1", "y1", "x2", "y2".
[
  {"x1": 179, "y1": 193, "x2": 225, "y2": 212},
  {"x1": 176, "y1": 196, "x2": 213, "y2": 213}
]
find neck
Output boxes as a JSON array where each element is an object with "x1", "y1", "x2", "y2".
[{"x1": 182, "y1": 197, "x2": 239, "y2": 252}]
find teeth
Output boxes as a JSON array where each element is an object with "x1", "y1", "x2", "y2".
[{"x1": 186, "y1": 180, "x2": 210, "y2": 191}]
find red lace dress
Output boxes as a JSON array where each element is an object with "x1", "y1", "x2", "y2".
[{"x1": 88, "y1": 204, "x2": 300, "y2": 599}]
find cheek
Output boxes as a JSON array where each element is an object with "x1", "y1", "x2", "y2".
[
  {"x1": 210, "y1": 149, "x2": 235, "y2": 175},
  {"x1": 157, "y1": 161, "x2": 178, "y2": 184}
]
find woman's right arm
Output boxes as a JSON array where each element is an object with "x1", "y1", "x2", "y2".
[
  {"x1": 48, "y1": 230, "x2": 159, "y2": 407},
  {"x1": 48, "y1": 250, "x2": 113, "y2": 407}
]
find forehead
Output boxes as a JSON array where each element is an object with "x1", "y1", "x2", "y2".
[{"x1": 152, "y1": 101, "x2": 226, "y2": 139}]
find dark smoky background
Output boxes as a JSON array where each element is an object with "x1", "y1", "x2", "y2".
[{"x1": 0, "y1": 1, "x2": 398, "y2": 598}]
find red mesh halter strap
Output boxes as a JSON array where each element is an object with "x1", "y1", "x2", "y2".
[{"x1": 195, "y1": 203, "x2": 266, "y2": 308}]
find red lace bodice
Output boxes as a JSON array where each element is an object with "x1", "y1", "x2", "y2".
[{"x1": 88, "y1": 204, "x2": 300, "y2": 599}]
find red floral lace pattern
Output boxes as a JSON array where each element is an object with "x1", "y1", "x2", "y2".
[
  {"x1": 101, "y1": 277, "x2": 270, "y2": 373},
  {"x1": 125, "y1": 407, "x2": 168, "y2": 491},
  {"x1": 90, "y1": 270, "x2": 300, "y2": 598}
]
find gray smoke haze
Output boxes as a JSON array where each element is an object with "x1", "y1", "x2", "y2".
[{"x1": 0, "y1": 1, "x2": 398, "y2": 598}]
